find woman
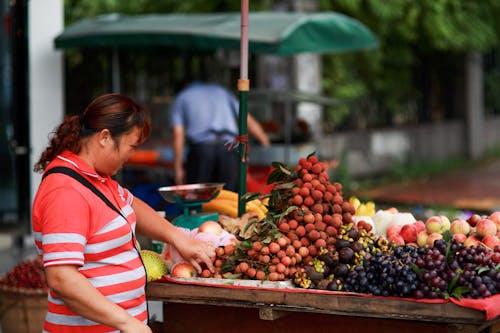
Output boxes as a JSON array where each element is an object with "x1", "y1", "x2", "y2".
[{"x1": 32, "y1": 93, "x2": 215, "y2": 333}]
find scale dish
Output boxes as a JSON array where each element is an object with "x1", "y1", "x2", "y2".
[{"x1": 158, "y1": 183, "x2": 225, "y2": 204}]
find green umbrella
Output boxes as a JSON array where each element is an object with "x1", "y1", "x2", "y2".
[{"x1": 54, "y1": 12, "x2": 378, "y2": 54}]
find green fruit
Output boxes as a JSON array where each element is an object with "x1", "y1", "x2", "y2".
[{"x1": 140, "y1": 249, "x2": 168, "y2": 282}]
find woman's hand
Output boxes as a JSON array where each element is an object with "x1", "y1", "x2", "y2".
[
  {"x1": 120, "y1": 318, "x2": 152, "y2": 333},
  {"x1": 173, "y1": 235, "x2": 215, "y2": 273}
]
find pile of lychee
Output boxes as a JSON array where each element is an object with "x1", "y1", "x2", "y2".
[{"x1": 190, "y1": 154, "x2": 360, "y2": 282}]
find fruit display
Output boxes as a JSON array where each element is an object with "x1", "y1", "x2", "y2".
[
  {"x1": 0, "y1": 256, "x2": 47, "y2": 291},
  {"x1": 161, "y1": 153, "x2": 500, "y2": 303}
]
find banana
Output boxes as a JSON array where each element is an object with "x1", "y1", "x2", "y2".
[
  {"x1": 246, "y1": 200, "x2": 266, "y2": 220},
  {"x1": 202, "y1": 199, "x2": 238, "y2": 218},
  {"x1": 216, "y1": 189, "x2": 239, "y2": 201}
]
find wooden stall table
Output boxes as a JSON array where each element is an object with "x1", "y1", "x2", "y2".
[{"x1": 147, "y1": 279, "x2": 499, "y2": 333}]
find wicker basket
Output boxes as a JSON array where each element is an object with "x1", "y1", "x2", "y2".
[{"x1": 0, "y1": 284, "x2": 48, "y2": 333}]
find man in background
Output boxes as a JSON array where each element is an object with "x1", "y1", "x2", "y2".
[{"x1": 171, "y1": 80, "x2": 270, "y2": 191}]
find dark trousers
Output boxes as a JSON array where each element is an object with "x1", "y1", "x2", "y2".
[{"x1": 186, "y1": 142, "x2": 239, "y2": 192}]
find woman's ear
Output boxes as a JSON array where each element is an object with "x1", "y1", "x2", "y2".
[{"x1": 97, "y1": 129, "x2": 112, "y2": 146}]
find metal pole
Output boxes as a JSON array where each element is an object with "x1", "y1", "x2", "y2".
[{"x1": 238, "y1": 0, "x2": 249, "y2": 216}]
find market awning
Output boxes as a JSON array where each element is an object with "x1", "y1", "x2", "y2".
[{"x1": 54, "y1": 12, "x2": 378, "y2": 55}]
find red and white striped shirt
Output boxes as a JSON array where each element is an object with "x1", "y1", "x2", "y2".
[{"x1": 32, "y1": 150, "x2": 147, "y2": 333}]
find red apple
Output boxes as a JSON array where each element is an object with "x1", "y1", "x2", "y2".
[
  {"x1": 450, "y1": 218, "x2": 471, "y2": 235},
  {"x1": 171, "y1": 262, "x2": 197, "y2": 278},
  {"x1": 453, "y1": 233, "x2": 467, "y2": 243},
  {"x1": 464, "y1": 235, "x2": 480, "y2": 247},
  {"x1": 388, "y1": 234, "x2": 405, "y2": 246},
  {"x1": 413, "y1": 220, "x2": 426, "y2": 234},
  {"x1": 386, "y1": 224, "x2": 402, "y2": 238},
  {"x1": 488, "y1": 212, "x2": 500, "y2": 232},
  {"x1": 198, "y1": 221, "x2": 223, "y2": 236},
  {"x1": 467, "y1": 214, "x2": 481, "y2": 227},
  {"x1": 400, "y1": 224, "x2": 417, "y2": 243},
  {"x1": 481, "y1": 235, "x2": 500, "y2": 249},
  {"x1": 476, "y1": 218, "x2": 497, "y2": 237}
]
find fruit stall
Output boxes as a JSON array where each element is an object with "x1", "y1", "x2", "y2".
[{"x1": 142, "y1": 154, "x2": 500, "y2": 333}]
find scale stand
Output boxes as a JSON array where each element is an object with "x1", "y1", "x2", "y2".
[{"x1": 158, "y1": 183, "x2": 225, "y2": 230}]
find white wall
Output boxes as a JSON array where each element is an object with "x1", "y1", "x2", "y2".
[{"x1": 28, "y1": 0, "x2": 64, "y2": 207}]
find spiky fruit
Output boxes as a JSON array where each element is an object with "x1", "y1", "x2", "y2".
[{"x1": 140, "y1": 249, "x2": 168, "y2": 282}]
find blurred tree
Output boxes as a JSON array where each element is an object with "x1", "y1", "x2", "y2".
[{"x1": 319, "y1": 0, "x2": 500, "y2": 130}]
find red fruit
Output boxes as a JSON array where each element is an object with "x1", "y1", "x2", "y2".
[
  {"x1": 292, "y1": 195, "x2": 303, "y2": 206},
  {"x1": 298, "y1": 246, "x2": 309, "y2": 257},
  {"x1": 277, "y1": 237, "x2": 288, "y2": 248},
  {"x1": 302, "y1": 173, "x2": 313, "y2": 182},
  {"x1": 304, "y1": 196, "x2": 314, "y2": 207},
  {"x1": 311, "y1": 163, "x2": 323, "y2": 174},
  {"x1": 299, "y1": 187, "x2": 310, "y2": 197},
  {"x1": 311, "y1": 190, "x2": 323, "y2": 201},
  {"x1": 246, "y1": 268, "x2": 257, "y2": 278},
  {"x1": 326, "y1": 226, "x2": 338, "y2": 236},
  {"x1": 308, "y1": 155, "x2": 318, "y2": 164},
  {"x1": 400, "y1": 224, "x2": 417, "y2": 243},
  {"x1": 308, "y1": 229, "x2": 320, "y2": 241},
  {"x1": 269, "y1": 242, "x2": 280, "y2": 254},
  {"x1": 296, "y1": 225, "x2": 306, "y2": 237},
  {"x1": 251, "y1": 241, "x2": 262, "y2": 252},
  {"x1": 304, "y1": 223, "x2": 315, "y2": 232},
  {"x1": 256, "y1": 270, "x2": 266, "y2": 280},
  {"x1": 279, "y1": 222, "x2": 290, "y2": 233},
  {"x1": 303, "y1": 213, "x2": 315, "y2": 224},
  {"x1": 315, "y1": 238, "x2": 327, "y2": 249},
  {"x1": 312, "y1": 204, "x2": 324, "y2": 214}
]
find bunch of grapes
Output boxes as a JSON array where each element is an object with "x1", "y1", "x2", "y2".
[
  {"x1": 344, "y1": 246, "x2": 419, "y2": 297},
  {"x1": 454, "y1": 245, "x2": 500, "y2": 299},
  {"x1": 0, "y1": 256, "x2": 47, "y2": 290},
  {"x1": 413, "y1": 238, "x2": 500, "y2": 299}
]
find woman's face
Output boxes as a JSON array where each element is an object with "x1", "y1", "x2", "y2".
[{"x1": 96, "y1": 127, "x2": 141, "y2": 176}]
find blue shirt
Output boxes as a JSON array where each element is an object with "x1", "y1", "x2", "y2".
[{"x1": 170, "y1": 82, "x2": 239, "y2": 144}]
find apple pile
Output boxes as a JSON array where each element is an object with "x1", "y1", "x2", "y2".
[{"x1": 385, "y1": 212, "x2": 500, "y2": 249}]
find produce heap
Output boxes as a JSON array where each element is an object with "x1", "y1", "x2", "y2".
[
  {"x1": 161, "y1": 154, "x2": 500, "y2": 301},
  {"x1": 0, "y1": 256, "x2": 48, "y2": 291}
]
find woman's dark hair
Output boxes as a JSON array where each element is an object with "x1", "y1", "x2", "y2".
[{"x1": 34, "y1": 93, "x2": 151, "y2": 172}]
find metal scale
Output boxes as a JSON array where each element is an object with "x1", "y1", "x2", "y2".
[{"x1": 158, "y1": 183, "x2": 225, "y2": 229}]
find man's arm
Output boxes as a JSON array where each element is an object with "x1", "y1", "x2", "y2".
[
  {"x1": 247, "y1": 113, "x2": 270, "y2": 146},
  {"x1": 172, "y1": 125, "x2": 185, "y2": 185}
]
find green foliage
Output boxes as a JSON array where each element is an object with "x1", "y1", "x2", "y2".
[
  {"x1": 319, "y1": 0, "x2": 500, "y2": 129},
  {"x1": 64, "y1": 0, "x2": 272, "y2": 24}
]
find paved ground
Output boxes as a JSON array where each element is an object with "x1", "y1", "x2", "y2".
[{"x1": 356, "y1": 158, "x2": 500, "y2": 213}]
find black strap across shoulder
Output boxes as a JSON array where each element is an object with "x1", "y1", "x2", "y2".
[{"x1": 42, "y1": 166, "x2": 127, "y2": 221}]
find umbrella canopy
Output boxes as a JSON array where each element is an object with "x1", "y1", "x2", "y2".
[{"x1": 54, "y1": 12, "x2": 378, "y2": 54}]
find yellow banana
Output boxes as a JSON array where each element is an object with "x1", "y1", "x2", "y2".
[
  {"x1": 202, "y1": 199, "x2": 238, "y2": 218},
  {"x1": 246, "y1": 200, "x2": 266, "y2": 220},
  {"x1": 216, "y1": 189, "x2": 238, "y2": 201}
]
